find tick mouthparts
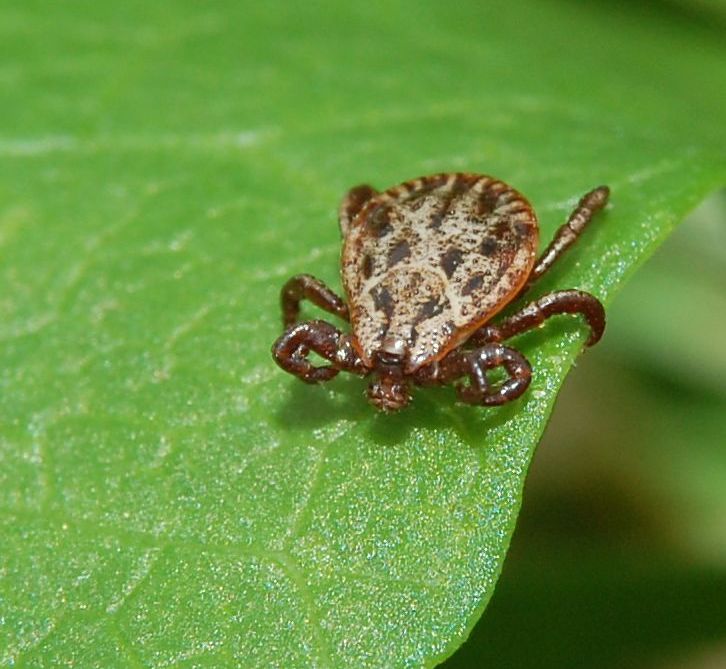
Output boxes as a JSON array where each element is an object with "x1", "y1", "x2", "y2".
[
  {"x1": 367, "y1": 374, "x2": 412, "y2": 412},
  {"x1": 367, "y1": 358, "x2": 411, "y2": 412}
]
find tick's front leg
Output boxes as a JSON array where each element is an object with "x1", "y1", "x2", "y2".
[
  {"x1": 272, "y1": 319, "x2": 366, "y2": 383},
  {"x1": 415, "y1": 344, "x2": 532, "y2": 406},
  {"x1": 338, "y1": 184, "x2": 379, "y2": 237},
  {"x1": 281, "y1": 274, "x2": 349, "y2": 327},
  {"x1": 472, "y1": 289, "x2": 605, "y2": 348}
]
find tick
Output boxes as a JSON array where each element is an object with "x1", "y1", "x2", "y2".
[{"x1": 272, "y1": 173, "x2": 609, "y2": 412}]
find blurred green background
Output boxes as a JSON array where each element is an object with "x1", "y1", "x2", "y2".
[{"x1": 445, "y1": 193, "x2": 726, "y2": 667}]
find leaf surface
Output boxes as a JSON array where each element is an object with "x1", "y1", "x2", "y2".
[{"x1": 0, "y1": 1, "x2": 724, "y2": 667}]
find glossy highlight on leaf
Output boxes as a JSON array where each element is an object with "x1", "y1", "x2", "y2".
[{"x1": 0, "y1": 1, "x2": 724, "y2": 667}]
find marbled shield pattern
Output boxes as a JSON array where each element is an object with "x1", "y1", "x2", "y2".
[{"x1": 341, "y1": 173, "x2": 539, "y2": 371}]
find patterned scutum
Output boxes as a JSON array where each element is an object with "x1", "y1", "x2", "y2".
[{"x1": 341, "y1": 173, "x2": 539, "y2": 372}]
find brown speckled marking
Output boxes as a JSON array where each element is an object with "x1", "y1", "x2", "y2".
[
  {"x1": 361, "y1": 253, "x2": 374, "y2": 279},
  {"x1": 388, "y1": 239, "x2": 411, "y2": 267},
  {"x1": 480, "y1": 237, "x2": 498, "y2": 256},
  {"x1": 342, "y1": 173, "x2": 538, "y2": 371},
  {"x1": 367, "y1": 204, "x2": 394, "y2": 237},
  {"x1": 441, "y1": 246, "x2": 464, "y2": 278}
]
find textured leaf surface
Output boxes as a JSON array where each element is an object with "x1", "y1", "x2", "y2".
[{"x1": 0, "y1": 1, "x2": 724, "y2": 667}]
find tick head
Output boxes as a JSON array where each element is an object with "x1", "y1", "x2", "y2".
[{"x1": 367, "y1": 350, "x2": 411, "y2": 412}]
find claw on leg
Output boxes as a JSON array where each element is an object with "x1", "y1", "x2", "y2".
[
  {"x1": 272, "y1": 319, "x2": 365, "y2": 384},
  {"x1": 457, "y1": 344, "x2": 532, "y2": 406},
  {"x1": 472, "y1": 289, "x2": 605, "y2": 348},
  {"x1": 415, "y1": 343, "x2": 532, "y2": 406}
]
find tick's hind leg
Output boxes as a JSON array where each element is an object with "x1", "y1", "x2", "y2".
[
  {"x1": 473, "y1": 289, "x2": 605, "y2": 348},
  {"x1": 272, "y1": 319, "x2": 366, "y2": 383},
  {"x1": 521, "y1": 186, "x2": 609, "y2": 294},
  {"x1": 281, "y1": 274, "x2": 349, "y2": 327},
  {"x1": 415, "y1": 344, "x2": 532, "y2": 406}
]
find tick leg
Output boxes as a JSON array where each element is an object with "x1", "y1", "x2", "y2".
[
  {"x1": 281, "y1": 274, "x2": 349, "y2": 327},
  {"x1": 272, "y1": 319, "x2": 366, "y2": 383},
  {"x1": 521, "y1": 186, "x2": 609, "y2": 294},
  {"x1": 473, "y1": 289, "x2": 605, "y2": 348},
  {"x1": 415, "y1": 344, "x2": 532, "y2": 406},
  {"x1": 338, "y1": 184, "x2": 379, "y2": 237}
]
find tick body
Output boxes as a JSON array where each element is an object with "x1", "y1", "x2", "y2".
[{"x1": 272, "y1": 173, "x2": 609, "y2": 412}]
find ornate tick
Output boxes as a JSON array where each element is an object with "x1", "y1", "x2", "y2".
[{"x1": 272, "y1": 173, "x2": 608, "y2": 412}]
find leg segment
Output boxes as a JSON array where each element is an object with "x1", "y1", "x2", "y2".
[
  {"x1": 281, "y1": 274, "x2": 349, "y2": 327},
  {"x1": 472, "y1": 289, "x2": 605, "y2": 348},
  {"x1": 338, "y1": 184, "x2": 379, "y2": 236},
  {"x1": 272, "y1": 319, "x2": 366, "y2": 384},
  {"x1": 415, "y1": 343, "x2": 532, "y2": 406},
  {"x1": 521, "y1": 186, "x2": 609, "y2": 293}
]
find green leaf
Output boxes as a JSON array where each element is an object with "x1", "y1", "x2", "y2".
[{"x1": 0, "y1": 1, "x2": 723, "y2": 667}]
